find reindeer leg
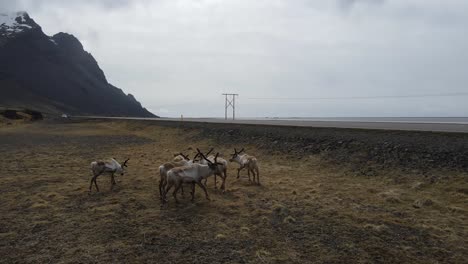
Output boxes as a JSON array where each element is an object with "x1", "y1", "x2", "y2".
[
  {"x1": 251, "y1": 169, "x2": 256, "y2": 184},
  {"x1": 214, "y1": 174, "x2": 218, "y2": 189},
  {"x1": 190, "y1": 183, "x2": 196, "y2": 202},
  {"x1": 89, "y1": 175, "x2": 96, "y2": 192},
  {"x1": 256, "y1": 167, "x2": 260, "y2": 185},
  {"x1": 110, "y1": 173, "x2": 115, "y2": 190},
  {"x1": 204, "y1": 178, "x2": 208, "y2": 187},
  {"x1": 89, "y1": 170, "x2": 101, "y2": 192},
  {"x1": 221, "y1": 168, "x2": 227, "y2": 191},
  {"x1": 160, "y1": 179, "x2": 168, "y2": 201},
  {"x1": 237, "y1": 167, "x2": 241, "y2": 178},
  {"x1": 162, "y1": 179, "x2": 167, "y2": 195},
  {"x1": 164, "y1": 182, "x2": 173, "y2": 203},
  {"x1": 159, "y1": 179, "x2": 164, "y2": 200},
  {"x1": 94, "y1": 176, "x2": 100, "y2": 192},
  {"x1": 180, "y1": 184, "x2": 185, "y2": 197},
  {"x1": 247, "y1": 169, "x2": 251, "y2": 182},
  {"x1": 196, "y1": 181, "x2": 210, "y2": 201},
  {"x1": 173, "y1": 183, "x2": 181, "y2": 204}
]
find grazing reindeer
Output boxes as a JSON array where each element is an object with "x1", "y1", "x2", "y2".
[
  {"x1": 229, "y1": 148, "x2": 260, "y2": 185},
  {"x1": 158, "y1": 152, "x2": 193, "y2": 200},
  {"x1": 89, "y1": 158, "x2": 129, "y2": 192},
  {"x1": 163, "y1": 151, "x2": 223, "y2": 203},
  {"x1": 194, "y1": 148, "x2": 228, "y2": 191}
]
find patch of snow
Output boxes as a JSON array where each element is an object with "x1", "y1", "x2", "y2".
[
  {"x1": 0, "y1": 11, "x2": 34, "y2": 37},
  {"x1": 17, "y1": 13, "x2": 25, "y2": 23},
  {"x1": 49, "y1": 38, "x2": 58, "y2": 45}
]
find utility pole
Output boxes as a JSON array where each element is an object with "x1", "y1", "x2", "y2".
[{"x1": 222, "y1": 93, "x2": 238, "y2": 120}]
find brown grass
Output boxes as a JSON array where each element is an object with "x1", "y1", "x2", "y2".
[{"x1": 0, "y1": 120, "x2": 466, "y2": 263}]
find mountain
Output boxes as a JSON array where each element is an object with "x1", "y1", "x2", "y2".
[{"x1": 0, "y1": 12, "x2": 156, "y2": 117}]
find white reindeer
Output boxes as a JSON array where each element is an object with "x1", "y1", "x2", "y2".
[
  {"x1": 89, "y1": 158, "x2": 129, "y2": 192},
  {"x1": 194, "y1": 148, "x2": 228, "y2": 191},
  {"x1": 229, "y1": 148, "x2": 260, "y2": 185},
  {"x1": 163, "y1": 151, "x2": 223, "y2": 203},
  {"x1": 158, "y1": 152, "x2": 193, "y2": 200}
]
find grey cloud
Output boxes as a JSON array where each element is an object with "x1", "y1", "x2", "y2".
[
  {"x1": 0, "y1": 0, "x2": 21, "y2": 11},
  {"x1": 2, "y1": 0, "x2": 468, "y2": 117},
  {"x1": 1, "y1": 0, "x2": 136, "y2": 12},
  {"x1": 337, "y1": 0, "x2": 385, "y2": 11}
]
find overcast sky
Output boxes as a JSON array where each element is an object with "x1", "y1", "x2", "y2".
[{"x1": 2, "y1": 0, "x2": 468, "y2": 117}]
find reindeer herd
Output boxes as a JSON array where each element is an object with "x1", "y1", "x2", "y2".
[{"x1": 89, "y1": 148, "x2": 260, "y2": 205}]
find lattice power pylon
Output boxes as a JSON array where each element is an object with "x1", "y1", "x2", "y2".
[{"x1": 222, "y1": 93, "x2": 238, "y2": 120}]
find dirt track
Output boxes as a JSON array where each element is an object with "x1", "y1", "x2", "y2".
[{"x1": 0, "y1": 119, "x2": 467, "y2": 263}]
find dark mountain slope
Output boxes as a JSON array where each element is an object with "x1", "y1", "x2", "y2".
[{"x1": 0, "y1": 12, "x2": 156, "y2": 117}]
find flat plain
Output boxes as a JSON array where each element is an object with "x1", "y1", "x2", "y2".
[{"x1": 0, "y1": 119, "x2": 467, "y2": 263}]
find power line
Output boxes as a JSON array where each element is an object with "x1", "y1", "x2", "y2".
[{"x1": 247, "y1": 92, "x2": 468, "y2": 101}]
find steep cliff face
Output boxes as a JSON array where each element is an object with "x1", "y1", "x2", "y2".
[{"x1": 0, "y1": 12, "x2": 156, "y2": 117}]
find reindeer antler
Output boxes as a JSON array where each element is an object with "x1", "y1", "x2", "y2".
[
  {"x1": 122, "y1": 158, "x2": 130, "y2": 167},
  {"x1": 193, "y1": 152, "x2": 200, "y2": 161},
  {"x1": 206, "y1": 148, "x2": 214, "y2": 156},
  {"x1": 232, "y1": 148, "x2": 244, "y2": 155},
  {"x1": 178, "y1": 153, "x2": 190, "y2": 161},
  {"x1": 197, "y1": 149, "x2": 212, "y2": 164}
]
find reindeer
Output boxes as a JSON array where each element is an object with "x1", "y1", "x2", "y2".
[
  {"x1": 229, "y1": 148, "x2": 260, "y2": 185},
  {"x1": 194, "y1": 148, "x2": 228, "y2": 191},
  {"x1": 163, "y1": 151, "x2": 223, "y2": 203},
  {"x1": 158, "y1": 152, "x2": 193, "y2": 200},
  {"x1": 89, "y1": 158, "x2": 129, "y2": 192}
]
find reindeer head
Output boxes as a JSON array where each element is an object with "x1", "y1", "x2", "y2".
[
  {"x1": 118, "y1": 158, "x2": 129, "y2": 175},
  {"x1": 197, "y1": 149, "x2": 223, "y2": 171},
  {"x1": 193, "y1": 148, "x2": 213, "y2": 163},
  {"x1": 173, "y1": 152, "x2": 190, "y2": 162},
  {"x1": 229, "y1": 148, "x2": 244, "y2": 162}
]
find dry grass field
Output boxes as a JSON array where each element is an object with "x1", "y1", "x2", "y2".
[{"x1": 0, "y1": 119, "x2": 467, "y2": 263}]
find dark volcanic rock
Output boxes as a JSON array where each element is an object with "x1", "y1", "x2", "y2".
[
  {"x1": 0, "y1": 12, "x2": 156, "y2": 117},
  {"x1": 145, "y1": 120, "x2": 468, "y2": 171}
]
